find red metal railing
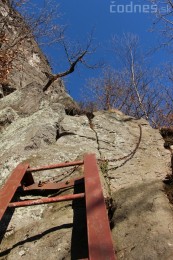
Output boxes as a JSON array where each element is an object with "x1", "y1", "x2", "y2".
[
  {"x1": 8, "y1": 193, "x2": 85, "y2": 208},
  {"x1": 0, "y1": 154, "x2": 116, "y2": 259},
  {"x1": 26, "y1": 160, "x2": 83, "y2": 172},
  {"x1": 0, "y1": 163, "x2": 29, "y2": 221},
  {"x1": 84, "y1": 154, "x2": 116, "y2": 260}
]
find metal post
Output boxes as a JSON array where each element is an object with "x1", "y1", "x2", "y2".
[
  {"x1": 0, "y1": 163, "x2": 29, "y2": 221},
  {"x1": 84, "y1": 154, "x2": 116, "y2": 260}
]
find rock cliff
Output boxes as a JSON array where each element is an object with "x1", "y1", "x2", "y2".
[{"x1": 0, "y1": 2, "x2": 173, "y2": 260}]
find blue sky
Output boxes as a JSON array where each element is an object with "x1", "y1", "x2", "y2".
[{"x1": 38, "y1": 0, "x2": 170, "y2": 101}]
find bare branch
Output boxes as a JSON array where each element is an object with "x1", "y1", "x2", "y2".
[{"x1": 43, "y1": 50, "x2": 87, "y2": 92}]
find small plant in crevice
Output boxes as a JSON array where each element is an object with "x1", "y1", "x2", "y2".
[{"x1": 99, "y1": 160, "x2": 109, "y2": 177}]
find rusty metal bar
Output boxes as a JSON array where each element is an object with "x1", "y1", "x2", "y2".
[
  {"x1": 26, "y1": 160, "x2": 84, "y2": 173},
  {"x1": 8, "y1": 193, "x2": 85, "y2": 208},
  {"x1": 0, "y1": 163, "x2": 29, "y2": 222},
  {"x1": 84, "y1": 154, "x2": 116, "y2": 260},
  {"x1": 1, "y1": 154, "x2": 116, "y2": 260},
  {"x1": 23, "y1": 177, "x2": 84, "y2": 190}
]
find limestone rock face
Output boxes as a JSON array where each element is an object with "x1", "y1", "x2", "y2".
[
  {"x1": 0, "y1": 0, "x2": 49, "y2": 89},
  {"x1": 0, "y1": 1, "x2": 76, "y2": 111},
  {"x1": 0, "y1": 2, "x2": 173, "y2": 260},
  {"x1": 0, "y1": 99, "x2": 172, "y2": 260}
]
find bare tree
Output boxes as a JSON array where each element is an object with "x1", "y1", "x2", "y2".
[
  {"x1": 0, "y1": 0, "x2": 64, "y2": 91},
  {"x1": 0, "y1": 0, "x2": 99, "y2": 94},
  {"x1": 111, "y1": 34, "x2": 160, "y2": 124},
  {"x1": 150, "y1": 0, "x2": 173, "y2": 48},
  {"x1": 43, "y1": 34, "x2": 98, "y2": 92},
  {"x1": 148, "y1": 1, "x2": 173, "y2": 126},
  {"x1": 160, "y1": 65, "x2": 173, "y2": 126},
  {"x1": 81, "y1": 68, "x2": 131, "y2": 111},
  {"x1": 81, "y1": 34, "x2": 163, "y2": 127},
  {"x1": 9, "y1": 0, "x2": 64, "y2": 46}
]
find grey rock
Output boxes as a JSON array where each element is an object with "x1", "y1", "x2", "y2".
[
  {"x1": 0, "y1": 1, "x2": 76, "y2": 111},
  {"x1": 0, "y1": 2, "x2": 173, "y2": 260},
  {"x1": 0, "y1": 109, "x2": 171, "y2": 260},
  {"x1": 0, "y1": 85, "x2": 4, "y2": 98},
  {"x1": 111, "y1": 181, "x2": 173, "y2": 260},
  {"x1": 0, "y1": 82, "x2": 44, "y2": 116},
  {"x1": 0, "y1": 107, "x2": 19, "y2": 133},
  {"x1": 0, "y1": 107, "x2": 61, "y2": 160}
]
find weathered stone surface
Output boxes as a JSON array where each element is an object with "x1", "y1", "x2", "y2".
[
  {"x1": 91, "y1": 111, "x2": 172, "y2": 260},
  {"x1": 0, "y1": 107, "x2": 60, "y2": 161},
  {"x1": 111, "y1": 181, "x2": 173, "y2": 260},
  {"x1": 92, "y1": 111, "x2": 168, "y2": 190},
  {"x1": 0, "y1": 82, "x2": 44, "y2": 115},
  {"x1": 0, "y1": 1, "x2": 76, "y2": 112},
  {"x1": 1, "y1": 1, "x2": 173, "y2": 259},
  {"x1": 0, "y1": 109, "x2": 172, "y2": 260},
  {"x1": 0, "y1": 107, "x2": 19, "y2": 133}
]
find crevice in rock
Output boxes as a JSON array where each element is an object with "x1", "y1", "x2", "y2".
[
  {"x1": 56, "y1": 131, "x2": 76, "y2": 140},
  {"x1": 56, "y1": 130, "x2": 96, "y2": 142},
  {"x1": 162, "y1": 150, "x2": 173, "y2": 203},
  {"x1": 65, "y1": 108, "x2": 81, "y2": 116},
  {"x1": 0, "y1": 84, "x2": 16, "y2": 98},
  {"x1": 0, "y1": 118, "x2": 12, "y2": 128},
  {"x1": 65, "y1": 108, "x2": 94, "y2": 121},
  {"x1": 86, "y1": 115, "x2": 102, "y2": 158},
  {"x1": 56, "y1": 128, "x2": 60, "y2": 140},
  {"x1": 160, "y1": 127, "x2": 173, "y2": 150},
  {"x1": 163, "y1": 181, "x2": 173, "y2": 205},
  {"x1": 85, "y1": 114, "x2": 113, "y2": 197},
  {"x1": 160, "y1": 127, "x2": 173, "y2": 205},
  {"x1": 55, "y1": 123, "x2": 75, "y2": 141},
  {"x1": 160, "y1": 127, "x2": 173, "y2": 177},
  {"x1": 105, "y1": 197, "x2": 116, "y2": 229},
  {"x1": 160, "y1": 127, "x2": 173, "y2": 178},
  {"x1": 83, "y1": 113, "x2": 100, "y2": 153}
]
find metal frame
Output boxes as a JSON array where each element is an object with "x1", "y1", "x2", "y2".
[
  {"x1": 0, "y1": 154, "x2": 116, "y2": 259},
  {"x1": 84, "y1": 154, "x2": 116, "y2": 260}
]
